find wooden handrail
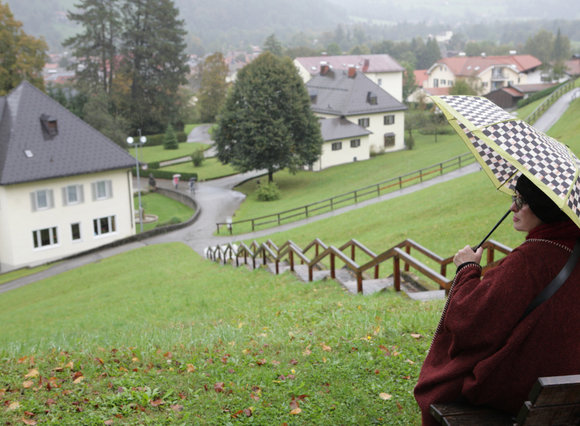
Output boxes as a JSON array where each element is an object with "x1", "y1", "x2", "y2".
[{"x1": 205, "y1": 237, "x2": 513, "y2": 294}]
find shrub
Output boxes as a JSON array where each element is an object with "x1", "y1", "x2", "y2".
[
  {"x1": 163, "y1": 124, "x2": 179, "y2": 150},
  {"x1": 256, "y1": 181, "x2": 281, "y2": 201},
  {"x1": 192, "y1": 149, "x2": 204, "y2": 167}
]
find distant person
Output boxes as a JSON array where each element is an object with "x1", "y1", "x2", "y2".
[
  {"x1": 189, "y1": 177, "x2": 196, "y2": 195},
  {"x1": 414, "y1": 174, "x2": 580, "y2": 425},
  {"x1": 148, "y1": 174, "x2": 156, "y2": 192},
  {"x1": 172, "y1": 174, "x2": 180, "y2": 189}
]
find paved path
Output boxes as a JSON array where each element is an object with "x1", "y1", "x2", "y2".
[{"x1": 2, "y1": 88, "x2": 578, "y2": 292}]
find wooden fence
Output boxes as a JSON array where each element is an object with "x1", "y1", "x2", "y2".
[
  {"x1": 525, "y1": 79, "x2": 577, "y2": 124},
  {"x1": 216, "y1": 152, "x2": 476, "y2": 235},
  {"x1": 206, "y1": 238, "x2": 512, "y2": 294}
]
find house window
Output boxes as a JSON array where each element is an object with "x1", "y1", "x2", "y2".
[
  {"x1": 331, "y1": 142, "x2": 342, "y2": 151},
  {"x1": 32, "y1": 227, "x2": 58, "y2": 249},
  {"x1": 367, "y1": 92, "x2": 378, "y2": 105},
  {"x1": 350, "y1": 139, "x2": 361, "y2": 148},
  {"x1": 384, "y1": 115, "x2": 395, "y2": 125},
  {"x1": 384, "y1": 133, "x2": 396, "y2": 148},
  {"x1": 71, "y1": 223, "x2": 81, "y2": 241},
  {"x1": 433, "y1": 78, "x2": 439, "y2": 88},
  {"x1": 358, "y1": 118, "x2": 370, "y2": 128},
  {"x1": 377, "y1": 78, "x2": 382, "y2": 86},
  {"x1": 92, "y1": 180, "x2": 112, "y2": 201},
  {"x1": 93, "y1": 215, "x2": 116, "y2": 236},
  {"x1": 31, "y1": 189, "x2": 54, "y2": 211},
  {"x1": 441, "y1": 79, "x2": 446, "y2": 85},
  {"x1": 63, "y1": 185, "x2": 84, "y2": 205}
]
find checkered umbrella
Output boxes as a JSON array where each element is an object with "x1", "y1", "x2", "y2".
[{"x1": 431, "y1": 95, "x2": 580, "y2": 231}]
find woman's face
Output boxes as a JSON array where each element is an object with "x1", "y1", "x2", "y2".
[{"x1": 511, "y1": 192, "x2": 543, "y2": 232}]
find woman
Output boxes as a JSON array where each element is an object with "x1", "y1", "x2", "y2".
[{"x1": 414, "y1": 174, "x2": 580, "y2": 425}]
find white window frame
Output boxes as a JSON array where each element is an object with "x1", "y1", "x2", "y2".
[
  {"x1": 31, "y1": 189, "x2": 54, "y2": 211},
  {"x1": 71, "y1": 222, "x2": 82, "y2": 242},
  {"x1": 331, "y1": 142, "x2": 342, "y2": 151},
  {"x1": 92, "y1": 180, "x2": 113, "y2": 201},
  {"x1": 63, "y1": 184, "x2": 84, "y2": 206},
  {"x1": 32, "y1": 227, "x2": 59, "y2": 249},
  {"x1": 358, "y1": 118, "x2": 370, "y2": 128},
  {"x1": 93, "y1": 215, "x2": 116, "y2": 237},
  {"x1": 383, "y1": 115, "x2": 395, "y2": 125}
]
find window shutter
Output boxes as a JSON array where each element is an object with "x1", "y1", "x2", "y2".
[
  {"x1": 107, "y1": 180, "x2": 113, "y2": 198},
  {"x1": 78, "y1": 185, "x2": 84, "y2": 203},
  {"x1": 47, "y1": 189, "x2": 54, "y2": 208},
  {"x1": 62, "y1": 187, "x2": 68, "y2": 206},
  {"x1": 30, "y1": 192, "x2": 37, "y2": 211},
  {"x1": 91, "y1": 182, "x2": 97, "y2": 201}
]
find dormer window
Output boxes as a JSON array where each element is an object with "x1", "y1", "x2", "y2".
[
  {"x1": 367, "y1": 92, "x2": 378, "y2": 105},
  {"x1": 40, "y1": 114, "x2": 58, "y2": 138}
]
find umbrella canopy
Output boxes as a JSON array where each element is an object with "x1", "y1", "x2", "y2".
[{"x1": 431, "y1": 95, "x2": 580, "y2": 229}]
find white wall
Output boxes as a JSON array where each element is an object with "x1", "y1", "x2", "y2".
[
  {"x1": 0, "y1": 169, "x2": 135, "y2": 271},
  {"x1": 365, "y1": 72, "x2": 403, "y2": 102},
  {"x1": 312, "y1": 135, "x2": 371, "y2": 171}
]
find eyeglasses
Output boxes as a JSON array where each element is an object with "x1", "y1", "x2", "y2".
[{"x1": 511, "y1": 194, "x2": 526, "y2": 210}]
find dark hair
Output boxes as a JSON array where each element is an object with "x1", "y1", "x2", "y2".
[{"x1": 515, "y1": 174, "x2": 568, "y2": 223}]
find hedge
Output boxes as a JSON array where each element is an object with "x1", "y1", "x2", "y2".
[
  {"x1": 132, "y1": 169, "x2": 198, "y2": 182},
  {"x1": 138, "y1": 131, "x2": 188, "y2": 147}
]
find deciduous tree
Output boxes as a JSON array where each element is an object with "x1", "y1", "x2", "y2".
[
  {"x1": 0, "y1": 1, "x2": 47, "y2": 95},
  {"x1": 198, "y1": 52, "x2": 229, "y2": 123},
  {"x1": 215, "y1": 52, "x2": 322, "y2": 182}
]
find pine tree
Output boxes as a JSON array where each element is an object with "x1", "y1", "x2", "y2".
[
  {"x1": 63, "y1": 0, "x2": 121, "y2": 94},
  {"x1": 215, "y1": 52, "x2": 322, "y2": 183},
  {"x1": 0, "y1": 1, "x2": 47, "y2": 95},
  {"x1": 119, "y1": 0, "x2": 189, "y2": 134},
  {"x1": 163, "y1": 124, "x2": 179, "y2": 150}
]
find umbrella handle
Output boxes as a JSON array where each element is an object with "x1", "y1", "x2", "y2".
[{"x1": 473, "y1": 208, "x2": 512, "y2": 251}]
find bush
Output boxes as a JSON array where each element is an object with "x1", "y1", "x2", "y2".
[
  {"x1": 256, "y1": 181, "x2": 281, "y2": 201},
  {"x1": 164, "y1": 124, "x2": 179, "y2": 150},
  {"x1": 192, "y1": 149, "x2": 204, "y2": 167}
]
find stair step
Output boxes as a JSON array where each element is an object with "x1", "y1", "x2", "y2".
[
  {"x1": 405, "y1": 290, "x2": 446, "y2": 301},
  {"x1": 340, "y1": 278, "x2": 394, "y2": 295}
]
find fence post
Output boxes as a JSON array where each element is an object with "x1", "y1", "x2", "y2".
[
  {"x1": 440, "y1": 163, "x2": 443, "y2": 175},
  {"x1": 399, "y1": 176, "x2": 403, "y2": 189},
  {"x1": 357, "y1": 272, "x2": 363, "y2": 294},
  {"x1": 351, "y1": 245, "x2": 355, "y2": 261},
  {"x1": 394, "y1": 256, "x2": 401, "y2": 292},
  {"x1": 330, "y1": 253, "x2": 335, "y2": 279},
  {"x1": 487, "y1": 246, "x2": 494, "y2": 265},
  {"x1": 420, "y1": 169, "x2": 423, "y2": 182},
  {"x1": 330, "y1": 198, "x2": 334, "y2": 210},
  {"x1": 305, "y1": 206, "x2": 309, "y2": 218},
  {"x1": 354, "y1": 190, "x2": 358, "y2": 203},
  {"x1": 252, "y1": 219, "x2": 255, "y2": 232},
  {"x1": 277, "y1": 213, "x2": 281, "y2": 226},
  {"x1": 377, "y1": 183, "x2": 380, "y2": 197},
  {"x1": 404, "y1": 245, "x2": 411, "y2": 272},
  {"x1": 289, "y1": 250, "x2": 294, "y2": 271}
]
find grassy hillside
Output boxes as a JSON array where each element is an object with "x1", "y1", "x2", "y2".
[{"x1": 0, "y1": 244, "x2": 436, "y2": 424}]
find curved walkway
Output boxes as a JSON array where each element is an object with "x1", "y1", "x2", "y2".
[{"x1": 2, "y1": 89, "x2": 578, "y2": 293}]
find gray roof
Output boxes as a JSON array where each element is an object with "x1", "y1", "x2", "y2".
[
  {"x1": 296, "y1": 54, "x2": 405, "y2": 77},
  {"x1": 0, "y1": 81, "x2": 136, "y2": 185},
  {"x1": 307, "y1": 69, "x2": 408, "y2": 116},
  {"x1": 319, "y1": 117, "x2": 371, "y2": 142}
]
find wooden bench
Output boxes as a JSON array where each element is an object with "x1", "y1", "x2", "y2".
[{"x1": 430, "y1": 374, "x2": 580, "y2": 425}]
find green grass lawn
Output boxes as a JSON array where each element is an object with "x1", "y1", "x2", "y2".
[
  {"x1": 134, "y1": 192, "x2": 195, "y2": 233},
  {"x1": 136, "y1": 141, "x2": 209, "y2": 164},
  {"x1": 161, "y1": 156, "x2": 239, "y2": 181},
  {"x1": 0, "y1": 244, "x2": 437, "y2": 424}
]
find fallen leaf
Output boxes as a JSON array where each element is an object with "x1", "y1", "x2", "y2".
[
  {"x1": 214, "y1": 382, "x2": 225, "y2": 393},
  {"x1": 290, "y1": 408, "x2": 302, "y2": 415},
  {"x1": 104, "y1": 421, "x2": 114, "y2": 426},
  {"x1": 379, "y1": 393, "x2": 392, "y2": 400},
  {"x1": 186, "y1": 364, "x2": 196, "y2": 373},
  {"x1": 410, "y1": 333, "x2": 422, "y2": 339},
  {"x1": 405, "y1": 359, "x2": 415, "y2": 365},
  {"x1": 73, "y1": 375, "x2": 84, "y2": 384},
  {"x1": 321, "y1": 343, "x2": 331, "y2": 352},
  {"x1": 22, "y1": 380, "x2": 34, "y2": 389},
  {"x1": 65, "y1": 361, "x2": 74, "y2": 369},
  {"x1": 150, "y1": 399, "x2": 164, "y2": 407},
  {"x1": 24, "y1": 369, "x2": 39, "y2": 378},
  {"x1": 302, "y1": 346, "x2": 312, "y2": 356},
  {"x1": 7, "y1": 401, "x2": 20, "y2": 410},
  {"x1": 45, "y1": 398, "x2": 57, "y2": 406},
  {"x1": 243, "y1": 408, "x2": 252, "y2": 417},
  {"x1": 21, "y1": 419, "x2": 37, "y2": 425}
]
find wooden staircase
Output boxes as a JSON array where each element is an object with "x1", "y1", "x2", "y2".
[{"x1": 205, "y1": 238, "x2": 513, "y2": 298}]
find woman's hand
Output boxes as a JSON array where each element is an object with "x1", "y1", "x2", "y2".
[{"x1": 453, "y1": 245, "x2": 483, "y2": 267}]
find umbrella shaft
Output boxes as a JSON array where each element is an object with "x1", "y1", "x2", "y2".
[{"x1": 474, "y1": 208, "x2": 512, "y2": 251}]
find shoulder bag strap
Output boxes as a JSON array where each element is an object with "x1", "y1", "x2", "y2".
[{"x1": 519, "y1": 238, "x2": 580, "y2": 323}]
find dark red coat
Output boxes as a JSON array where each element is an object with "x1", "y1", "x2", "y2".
[{"x1": 414, "y1": 220, "x2": 580, "y2": 425}]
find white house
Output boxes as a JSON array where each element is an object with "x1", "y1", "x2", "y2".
[
  {"x1": 295, "y1": 54, "x2": 405, "y2": 102},
  {"x1": 423, "y1": 54, "x2": 543, "y2": 96},
  {"x1": 313, "y1": 117, "x2": 372, "y2": 172},
  {"x1": 0, "y1": 81, "x2": 138, "y2": 272},
  {"x1": 307, "y1": 66, "x2": 407, "y2": 158}
]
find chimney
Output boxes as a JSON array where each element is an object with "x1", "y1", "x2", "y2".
[
  {"x1": 347, "y1": 65, "x2": 356, "y2": 78},
  {"x1": 362, "y1": 59, "x2": 370, "y2": 72},
  {"x1": 320, "y1": 61, "x2": 329, "y2": 75}
]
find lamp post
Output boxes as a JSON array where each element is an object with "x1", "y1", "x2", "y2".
[{"x1": 127, "y1": 130, "x2": 147, "y2": 233}]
